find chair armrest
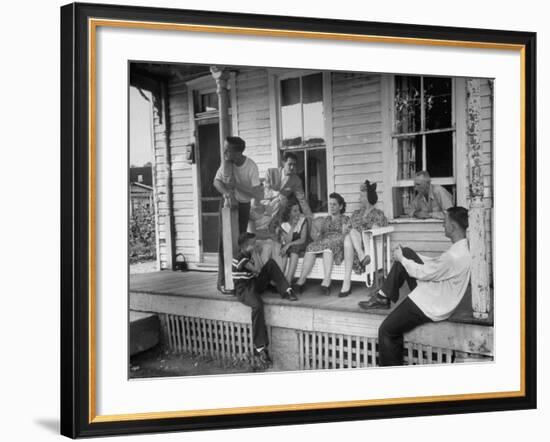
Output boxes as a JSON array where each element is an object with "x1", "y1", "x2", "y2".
[
  {"x1": 362, "y1": 226, "x2": 394, "y2": 237},
  {"x1": 361, "y1": 226, "x2": 394, "y2": 286}
]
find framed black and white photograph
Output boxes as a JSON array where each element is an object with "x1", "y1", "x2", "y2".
[{"x1": 60, "y1": 2, "x2": 537, "y2": 438}]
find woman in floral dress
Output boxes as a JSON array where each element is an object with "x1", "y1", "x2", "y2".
[
  {"x1": 339, "y1": 180, "x2": 388, "y2": 297},
  {"x1": 294, "y1": 193, "x2": 350, "y2": 296}
]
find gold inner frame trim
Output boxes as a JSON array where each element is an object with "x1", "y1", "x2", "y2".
[
  {"x1": 88, "y1": 18, "x2": 527, "y2": 424},
  {"x1": 90, "y1": 18, "x2": 525, "y2": 50}
]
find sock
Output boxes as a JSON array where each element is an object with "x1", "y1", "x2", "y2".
[{"x1": 377, "y1": 290, "x2": 388, "y2": 298}]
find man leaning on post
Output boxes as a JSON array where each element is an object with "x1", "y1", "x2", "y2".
[{"x1": 213, "y1": 136, "x2": 263, "y2": 295}]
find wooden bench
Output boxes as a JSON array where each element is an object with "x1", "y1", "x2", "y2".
[{"x1": 294, "y1": 226, "x2": 394, "y2": 287}]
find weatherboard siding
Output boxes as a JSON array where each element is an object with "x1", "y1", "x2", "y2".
[
  {"x1": 331, "y1": 73, "x2": 385, "y2": 215},
  {"x1": 167, "y1": 80, "x2": 197, "y2": 263},
  {"x1": 152, "y1": 79, "x2": 197, "y2": 268},
  {"x1": 235, "y1": 68, "x2": 273, "y2": 177}
]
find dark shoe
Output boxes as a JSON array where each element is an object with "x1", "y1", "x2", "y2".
[
  {"x1": 320, "y1": 284, "x2": 331, "y2": 296},
  {"x1": 285, "y1": 288, "x2": 298, "y2": 301},
  {"x1": 358, "y1": 293, "x2": 390, "y2": 310},
  {"x1": 338, "y1": 287, "x2": 353, "y2": 298},
  {"x1": 217, "y1": 284, "x2": 235, "y2": 295},
  {"x1": 361, "y1": 255, "x2": 371, "y2": 267},
  {"x1": 293, "y1": 282, "x2": 305, "y2": 294},
  {"x1": 254, "y1": 347, "x2": 272, "y2": 366}
]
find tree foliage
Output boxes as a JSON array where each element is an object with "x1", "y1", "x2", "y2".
[{"x1": 130, "y1": 203, "x2": 156, "y2": 263}]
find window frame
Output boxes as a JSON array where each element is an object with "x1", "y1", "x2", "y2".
[
  {"x1": 268, "y1": 69, "x2": 334, "y2": 215},
  {"x1": 388, "y1": 74, "x2": 461, "y2": 219}
]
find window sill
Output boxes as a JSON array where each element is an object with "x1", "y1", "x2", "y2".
[{"x1": 389, "y1": 217, "x2": 444, "y2": 224}]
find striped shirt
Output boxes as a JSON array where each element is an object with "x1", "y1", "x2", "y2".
[{"x1": 232, "y1": 251, "x2": 255, "y2": 282}]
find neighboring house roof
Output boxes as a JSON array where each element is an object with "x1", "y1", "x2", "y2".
[
  {"x1": 130, "y1": 166, "x2": 153, "y2": 186},
  {"x1": 130, "y1": 182, "x2": 154, "y2": 194}
]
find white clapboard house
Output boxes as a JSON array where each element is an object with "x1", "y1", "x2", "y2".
[{"x1": 129, "y1": 63, "x2": 494, "y2": 369}]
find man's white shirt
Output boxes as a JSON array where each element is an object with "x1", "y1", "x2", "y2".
[
  {"x1": 215, "y1": 157, "x2": 260, "y2": 203},
  {"x1": 401, "y1": 239, "x2": 472, "y2": 321}
]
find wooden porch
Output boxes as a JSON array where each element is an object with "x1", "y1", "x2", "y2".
[{"x1": 130, "y1": 270, "x2": 493, "y2": 371}]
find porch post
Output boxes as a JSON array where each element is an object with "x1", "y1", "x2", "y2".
[
  {"x1": 211, "y1": 66, "x2": 239, "y2": 290},
  {"x1": 466, "y1": 78, "x2": 490, "y2": 319}
]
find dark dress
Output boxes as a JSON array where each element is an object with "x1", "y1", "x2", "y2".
[{"x1": 280, "y1": 215, "x2": 308, "y2": 257}]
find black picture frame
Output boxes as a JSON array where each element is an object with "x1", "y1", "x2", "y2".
[{"x1": 61, "y1": 2, "x2": 537, "y2": 438}]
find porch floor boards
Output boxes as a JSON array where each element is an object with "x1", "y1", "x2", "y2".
[{"x1": 129, "y1": 271, "x2": 493, "y2": 326}]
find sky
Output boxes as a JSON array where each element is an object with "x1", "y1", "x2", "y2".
[{"x1": 129, "y1": 86, "x2": 153, "y2": 167}]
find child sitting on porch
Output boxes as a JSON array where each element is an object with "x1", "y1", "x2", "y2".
[{"x1": 233, "y1": 233, "x2": 298, "y2": 366}]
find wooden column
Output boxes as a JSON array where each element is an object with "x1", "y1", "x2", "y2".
[
  {"x1": 466, "y1": 79, "x2": 490, "y2": 319},
  {"x1": 211, "y1": 66, "x2": 238, "y2": 290}
]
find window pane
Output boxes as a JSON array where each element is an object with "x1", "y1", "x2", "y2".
[
  {"x1": 302, "y1": 73, "x2": 323, "y2": 103},
  {"x1": 395, "y1": 187, "x2": 415, "y2": 218},
  {"x1": 303, "y1": 74, "x2": 324, "y2": 145},
  {"x1": 306, "y1": 149, "x2": 328, "y2": 213},
  {"x1": 442, "y1": 185, "x2": 456, "y2": 205},
  {"x1": 293, "y1": 149, "x2": 305, "y2": 178},
  {"x1": 303, "y1": 102, "x2": 324, "y2": 145},
  {"x1": 281, "y1": 77, "x2": 302, "y2": 147},
  {"x1": 397, "y1": 135, "x2": 422, "y2": 180},
  {"x1": 426, "y1": 131, "x2": 453, "y2": 177},
  {"x1": 394, "y1": 76, "x2": 421, "y2": 134},
  {"x1": 424, "y1": 77, "x2": 452, "y2": 130},
  {"x1": 200, "y1": 92, "x2": 218, "y2": 112},
  {"x1": 281, "y1": 77, "x2": 300, "y2": 106}
]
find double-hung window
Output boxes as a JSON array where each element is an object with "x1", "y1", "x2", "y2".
[
  {"x1": 278, "y1": 72, "x2": 328, "y2": 213},
  {"x1": 392, "y1": 75, "x2": 456, "y2": 217}
]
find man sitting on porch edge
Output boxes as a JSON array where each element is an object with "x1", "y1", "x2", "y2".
[
  {"x1": 359, "y1": 206, "x2": 471, "y2": 366},
  {"x1": 233, "y1": 232, "x2": 297, "y2": 366}
]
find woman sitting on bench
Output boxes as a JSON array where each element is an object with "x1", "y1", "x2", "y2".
[
  {"x1": 278, "y1": 195, "x2": 309, "y2": 283},
  {"x1": 294, "y1": 193, "x2": 351, "y2": 296},
  {"x1": 339, "y1": 180, "x2": 388, "y2": 297}
]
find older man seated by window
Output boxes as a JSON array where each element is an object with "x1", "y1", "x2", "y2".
[{"x1": 408, "y1": 171, "x2": 453, "y2": 220}]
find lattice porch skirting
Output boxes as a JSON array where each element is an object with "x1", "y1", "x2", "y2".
[{"x1": 162, "y1": 313, "x2": 457, "y2": 368}]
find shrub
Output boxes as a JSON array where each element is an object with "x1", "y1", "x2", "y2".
[{"x1": 130, "y1": 203, "x2": 157, "y2": 264}]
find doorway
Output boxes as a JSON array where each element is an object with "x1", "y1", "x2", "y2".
[{"x1": 196, "y1": 119, "x2": 221, "y2": 259}]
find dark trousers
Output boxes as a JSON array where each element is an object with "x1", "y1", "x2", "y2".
[
  {"x1": 235, "y1": 259, "x2": 290, "y2": 349},
  {"x1": 217, "y1": 201, "x2": 251, "y2": 287},
  {"x1": 378, "y1": 247, "x2": 432, "y2": 366}
]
